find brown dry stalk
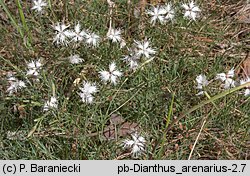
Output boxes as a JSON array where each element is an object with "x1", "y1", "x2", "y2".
[{"x1": 188, "y1": 119, "x2": 207, "y2": 160}]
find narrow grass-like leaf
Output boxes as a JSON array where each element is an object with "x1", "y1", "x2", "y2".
[
  {"x1": 0, "y1": 0, "x2": 24, "y2": 38},
  {"x1": 166, "y1": 93, "x2": 175, "y2": 129},
  {"x1": 152, "y1": 82, "x2": 250, "y2": 159},
  {"x1": 167, "y1": 82, "x2": 250, "y2": 132},
  {"x1": 157, "y1": 93, "x2": 175, "y2": 158},
  {"x1": 28, "y1": 113, "x2": 49, "y2": 138},
  {"x1": 16, "y1": 0, "x2": 32, "y2": 48}
]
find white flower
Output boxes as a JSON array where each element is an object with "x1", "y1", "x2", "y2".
[
  {"x1": 216, "y1": 68, "x2": 234, "y2": 81},
  {"x1": 68, "y1": 54, "x2": 84, "y2": 64},
  {"x1": 99, "y1": 62, "x2": 122, "y2": 85},
  {"x1": 85, "y1": 32, "x2": 100, "y2": 47},
  {"x1": 240, "y1": 77, "x2": 250, "y2": 96},
  {"x1": 122, "y1": 53, "x2": 140, "y2": 70},
  {"x1": 216, "y1": 68, "x2": 235, "y2": 89},
  {"x1": 134, "y1": 39, "x2": 156, "y2": 59},
  {"x1": 53, "y1": 22, "x2": 71, "y2": 45},
  {"x1": 26, "y1": 59, "x2": 42, "y2": 76},
  {"x1": 79, "y1": 81, "x2": 98, "y2": 104},
  {"x1": 69, "y1": 22, "x2": 87, "y2": 42},
  {"x1": 120, "y1": 39, "x2": 126, "y2": 48},
  {"x1": 223, "y1": 78, "x2": 235, "y2": 89},
  {"x1": 7, "y1": 78, "x2": 26, "y2": 95},
  {"x1": 43, "y1": 97, "x2": 58, "y2": 111},
  {"x1": 31, "y1": 0, "x2": 47, "y2": 12},
  {"x1": 128, "y1": 60, "x2": 139, "y2": 70},
  {"x1": 6, "y1": 130, "x2": 26, "y2": 141},
  {"x1": 163, "y1": 3, "x2": 175, "y2": 20},
  {"x1": 123, "y1": 132, "x2": 146, "y2": 158},
  {"x1": 196, "y1": 74, "x2": 209, "y2": 95},
  {"x1": 182, "y1": 1, "x2": 201, "y2": 20},
  {"x1": 146, "y1": 6, "x2": 167, "y2": 25},
  {"x1": 7, "y1": 73, "x2": 17, "y2": 82},
  {"x1": 107, "y1": 28, "x2": 122, "y2": 43}
]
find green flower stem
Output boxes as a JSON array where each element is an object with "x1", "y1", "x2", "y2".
[
  {"x1": 166, "y1": 82, "x2": 250, "y2": 132},
  {"x1": 204, "y1": 91, "x2": 219, "y2": 110},
  {"x1": 158, "y1": 92, "x2": 175, "y2": 158},
  {"x1": 152, "y1": 82, "x2": 250, "y2": 159}
]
